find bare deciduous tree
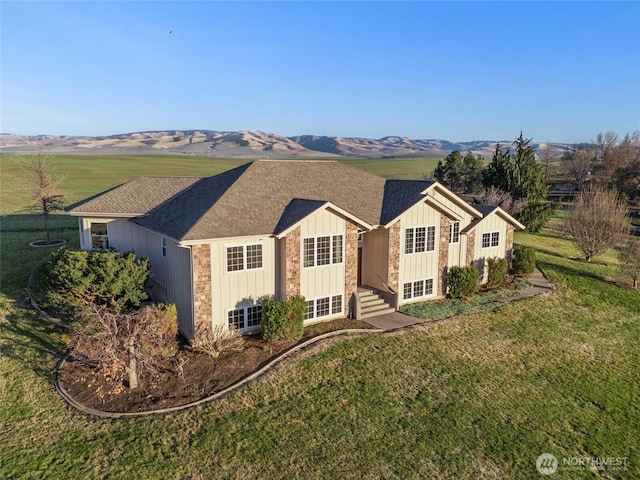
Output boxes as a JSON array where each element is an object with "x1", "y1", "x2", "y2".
[
  {"x1": 21, "y1": 153, "x2": 65, "y2": 243},
  {"x1": 565, "y1": 184, "x2": 629, "y2": 262},
  {"x1": 616, "y1": 236, "x2": 640, "y2": 289},
  {"x1": 477, "y1": 186, "x2": 527, "y2": 217},
  {"x1": 562, "y1": 146, "x2": 594, "y2": 190}
]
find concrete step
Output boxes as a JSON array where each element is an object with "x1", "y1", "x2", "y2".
[
  {"x1": 360, "y1": 297, "x2": 386, "y2": 307},
  {"x1": 361, "y1": 306, "x2": 396, "y2": 319}
]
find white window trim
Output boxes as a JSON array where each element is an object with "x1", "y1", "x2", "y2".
[
  {"x1": 304, "y1": 294, "x2": 344, "y2": 321},
  {"x1": 402, "y1": 278, "x2": 435, "y2": 300},
  {"x1": 405, "y1": 226, "x2": 436, "y2": 254},
  {"x1": 449, "y1": 221, "x2": 460, "y2": 244},
  {"x1": 227, "y1": 304, "x2": 262, "y2": 331},
  {"x1": 90, "y1": 222, "x2": 110, "y2": 250},
  {"x1": 225, "y1": 243, "x2": 263, "y2": 272},
  {"x1": 481, "y1": 231, "x2": 500, "y2": 249},
  {"x1": 302, "y1": 235, "x2": 344, "y2": 268}
]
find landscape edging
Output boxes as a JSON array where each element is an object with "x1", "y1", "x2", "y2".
[{"x1": 54, "y1": 327, "x2": 383, "y2": 419}]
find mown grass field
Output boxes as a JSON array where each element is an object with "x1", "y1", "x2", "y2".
[{"x1": 1, "y1": 155, "x2": 639, "y2": 479}]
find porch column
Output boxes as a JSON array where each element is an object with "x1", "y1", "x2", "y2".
[{"x1": 344, "y1": 220, "x2": 358, "y2": 318}]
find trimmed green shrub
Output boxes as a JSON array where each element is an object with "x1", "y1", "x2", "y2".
[
  {"x1": 511, "y1": 245, "x2": 536, "y2": 275},
  {"x1": 486, "y1": 257, "x2": 508, "y2": 289},
  {"x1": 33, "y1": 247, "x2": 149, "y2": 320},
  {"x1": 447, "y1": 266, "x2": 479, "y2": 298},
  {"x1": 260, "y1": 295, "x2": 305, "y2": 342}
]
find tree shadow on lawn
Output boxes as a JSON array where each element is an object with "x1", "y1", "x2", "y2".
[{"x1": 0, "y1": 307, "x2": 68, "y2": 380}]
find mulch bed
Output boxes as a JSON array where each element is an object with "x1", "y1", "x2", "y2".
[{"x1": 57, "y1": 319, "x2": 374, "y2": 413}]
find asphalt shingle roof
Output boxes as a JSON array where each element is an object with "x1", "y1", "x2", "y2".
[
  {"x1": 65, "y1": 175, "x2": 203, "y2": 215},
  {"x1": 380, "y1": 180, "x2": 434, "y2": 225}
]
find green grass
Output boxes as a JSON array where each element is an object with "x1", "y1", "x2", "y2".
[
  {"x1": 2, "y1": 155, "x2": 639, "y2": 478},
  {"x1": 2, "y1": 224, "x2": 639, "y2": 477}
]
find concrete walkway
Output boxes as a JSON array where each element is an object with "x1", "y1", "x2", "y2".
[{"x1": 363, "y1": 268, "x2": 553, "y2": 331}]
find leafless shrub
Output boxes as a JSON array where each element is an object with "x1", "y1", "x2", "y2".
[
  {"x1": 189, "y1": 325, "x2": 245, "y2": 358},
  {"x1": 616, "y1": 236, "x2": 640, "y2": 289}
]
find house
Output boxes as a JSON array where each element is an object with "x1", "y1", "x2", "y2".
[{"x1": 66, "y1": 160, "x2": 525, "y2": 338}]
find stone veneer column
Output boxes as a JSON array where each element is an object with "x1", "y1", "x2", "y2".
[
  {"x1": 285, "y1": 226, "x2": 301, "y2": 297},
  {"x1": 505, "y1": 224, "x2": 514, "y2": 260},
  {"x1": 387, "y1": 221, "x2": 401, "y2": 293},
  {"x1": 466, "y1": 231, "x2": 476, "y2": 267},
  {"x1": 192, "y1": 244, "x2": 212, "y2": 337},
  {"x1": 438, "y1": 214, "x2": 451, "y2": 297},
  {"x1": 344, "y1": 220, "x2": 358, "y2": 318}
]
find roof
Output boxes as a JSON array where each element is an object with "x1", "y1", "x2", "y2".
[
  {"x1": 66, "y1": 175, "x2": 203, "y2": 216},
  {"x1": 68, "y1": 160, "x2": 525, "y2": 241},
  {"x1": 136, "y1": 160, "x2": 387, "y2": 241},
  {"x1": 462, "y1": 204, "x2": 525, "y2": 233}
]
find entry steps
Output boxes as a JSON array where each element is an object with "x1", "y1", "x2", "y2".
[{"x1": 357, "y1": 287, "x2": 395, "y2": 319}]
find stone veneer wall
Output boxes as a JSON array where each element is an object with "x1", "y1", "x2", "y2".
[
  {"x1": 466, "y1": 231, "x2": 476, "y2": 266},
  {"x1": 192, "y1": 244, "x2": 212, "y2": 337},
  {"x1": 438, "y1": 214, "x2": 451, "y2": 297},
  {"x1": 285, "y1": 226, "x2": 301, "y2": 297},
  {"x1": 387, "y1": 221, "x2": 401, "y2": 293},
  {"x1": 344, "y1": 221, "x2": 358, "y2": 317},
  {"x1": 505, "y1": 224, "x2": 514, "y2": 259}
]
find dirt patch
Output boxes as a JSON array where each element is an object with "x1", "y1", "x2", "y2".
[{"x1": 58, "y1": 319, "x2": 374, "y2": 413}]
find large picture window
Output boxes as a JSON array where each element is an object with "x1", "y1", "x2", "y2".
[
  {"x1": 226, "y1": 244, "x2": 263, "y2": 272},
  {"x1": 405, "y1": 226, "x2": 435, "y2": 254},
  {"x1": 303, "y1": 235, "x2": 344, "y2": 268}
]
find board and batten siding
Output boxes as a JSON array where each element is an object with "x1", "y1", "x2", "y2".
[
  {"x1": 79, "y1": 217, "x2": 194, "y2": 337},
  {"x1": 361, "y1": 227, "x2": 389, "y2": 292},
  {"x1": 299, "y1": 208, "x2": 347, "y2": 320},
  {"x1": 397, "y1": 201, "x2": 441, "y2": 306},
  {"x1": 473, "y1": 213, "x2": 509, "y2": 283},
  {"x1": 209, "y1": 235, "x2": 276, "y2": 330}
]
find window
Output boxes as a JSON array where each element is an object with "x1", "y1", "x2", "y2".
[
  {"x1": 482, "y1": 232, "x2": 500, "y2": 248},
  {"x1": 303, "y1": 235, "x2": 344, "y2": 268},
  {"x1": 228, "y1": 309, "x2": 244, "y2": 330},
  {"x1": 226, "y1": 246, "x2": 244, "y2": 271},
  {"x1": 403, "y1": 278, "x2": 435, "y2": 300},
  {"x1": 331, "y1": 294, "x2": 342, "y2": 315},
  {"x1": 403, "y1": 282, "x2": 413, "y2": 300},
  {"x1": 304, "y1": 300, "x2": 315, "y2": 320},
  {"x1": 415, "y1": 227, "x2": 426, "y2": 253},
  {"x1": 332, "y1": 235, "x2": 343, "y2": 264},
  {"x1": 162, "y1": 237, "x2": 167, "y2": 257},
  {"x1": 228, "y1": 305, "x2": 262, "y2": 330},
  {"x1": 226, "y1": 244, "x2": 262, "y2": 272},
  {"x1": 405, "y1": 226, "x2": 435, "y2": 254},
  {"x1": 303, "y1": 238, "x2": 315, "y2": 268},
  {"x1": 426, "y1": 226, "x2": 436, "y2": 251},
  {"x1": 305, "y1": 296, "x2": 341, "y2": 320},
  {"x1": 247, "y1": 305, "x2": 262, "y2": 328},
  {"x1": 246, "y1": 244, "x2": 263, "y2": 269},
  {"x1": 90, "y1": 223, "x2": 109, "y2": 250},
  {"x1": 449, "y1": 221, "x2": 460, "y2": 244},
  {"x1": 317, "y1": 236, "x2": 331, "y2": 266},
  {"x1": 405, "y1": 228, "x2": 414, "y2": 254},
  {"x1": 317, "y1": 297, "x2": 330, "y2": 317}
]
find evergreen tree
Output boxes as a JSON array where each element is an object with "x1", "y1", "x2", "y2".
[
  {"x1": 461, "y1": 152, "x2": 484, "y2": 193},
  {"x1": 433, "y1": 150, "x2": 464, "y2": 191}
]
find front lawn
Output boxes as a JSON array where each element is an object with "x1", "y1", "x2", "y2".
[{"x1": 2, "y1": 226, "x2": 639, "y2": 478}]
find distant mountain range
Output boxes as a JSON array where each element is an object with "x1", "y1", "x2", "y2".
[{"x1": 0, "y1": 130, "x2": 574, "y2": 158}]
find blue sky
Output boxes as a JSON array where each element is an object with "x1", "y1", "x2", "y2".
[{"x1": 2, "y1": 1, "x2": 639, "y2": 143}]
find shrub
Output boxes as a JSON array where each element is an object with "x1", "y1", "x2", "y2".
[
  {"x1": 189, "y1": 325, "x2": 245, "y2": 358},
  {"x1": 486, "y1": 257, "x2": 508, "y2": 289},
  {"x1": 261, "y1": 295, "x2": 305, "y2": 342},
  {"x1": 447, "y1": 266, "x2": 478, "y2": 298},
  {"x1": 34, "y1": 247, "x2": 148, "y2": 320},
  {"x1": 511, "y1": 245, "x2": 536, "y2": 275}
]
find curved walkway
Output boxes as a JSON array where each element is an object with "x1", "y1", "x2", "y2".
[{"x1": 53, "y1": 268, "x2": 553, "y2": 418}]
